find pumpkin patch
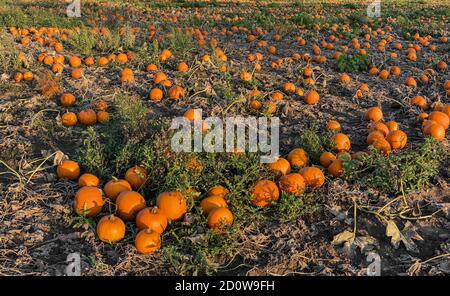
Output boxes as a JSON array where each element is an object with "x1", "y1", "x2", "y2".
[{"x1": 1, "y1": 0, "x2": 448, "y2": 277}]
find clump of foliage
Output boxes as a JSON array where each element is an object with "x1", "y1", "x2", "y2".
[
  {"x1": 343, "y1": 138, "x2": 447, "y2": 195},
  {"x1": 292, "y1": 12, "x2": 316, "y2": 28},
  {"x1": 298, "y1": 125, "x2": 333, "y2": 164},
  {"x1": 0, "y1": 30, "x2": 20, "y2": 72},
  {"x1": 278, "y1": 193, "x2": 322, "y2": 223},
  {"x1": 67, "y1": 29, "x2": 96, "y2": 56},
  {"x1": 336, "y1": 54, "x2": 370, "y2": 73}
]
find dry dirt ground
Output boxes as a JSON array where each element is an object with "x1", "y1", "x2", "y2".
[{"x1": 0, "y1": 0, "x2": 449, "y2": 275}]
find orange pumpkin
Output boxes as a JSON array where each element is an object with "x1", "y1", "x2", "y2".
[
  {"x1": 268, "y1": 158, "x2": 291, "y2": 176},
  {"x1": 57, "y1": 160, "x2": 80, "y2": 180},
  {"x1": 279, "y1": 173, "x2": 306, "y2": 196},
  {"x1": 74, "y1": 186, "x2": 104, "y2": 217},
  {"x1": 125, "y1": 166, "x2": 148, "y2": 190},
  {"x1": 319, "y1": 152, "x2": 336, "y2": 168},
  {"x1": 168, "y1": 85, "x2": 186, "y2": 100},
  {"x1": 116, "y1": 191, "x2": 146, "y2": 221},
  {"x1": 61, "y1": 112, "x2": 78, "y2": 127},
  {"x1": 250, "y1": 180, "x2": 280, "y2": 207},
  {"x1": 428, "y1": 111, "x2": 449, "y2": 130},
  {"x1": 104, "y1": 178, "x2": 132, "y2": 201},
  {"x1": 60, "y1": 93, "x2": 76, "y2": 107},
  {"x1": 207, "y1": 207, "x2": 234, "y2": 231},
  {"x1": 200, "y1": 195, "x2": 228, "y2": 216},
  {"x1": 364, "y1": 107, "x2": 383, "y2": 122},
  {"x1": 300, "y1": 167, "x2": 325, "y2": 188},
  {"x1": 287, "y1": 148, "x2": 309, "y2": 167},
  {"x1": 156, "y1": 191, "x2": 187, "y2": 221},
  {"x1": 332, "y1": 133, "x2": 351, "y2": 152},
  {"x1": 78, "y1": 173, "x2": 100, "y2": 187},
  {"x1": 386, "y1": 130, "x2": 407, "y2": 149},
  {"x1": 78, "y1": 109, "x2": 97, "y2": 126},
  {"x1": 97, "y1": 215, "x2": 126, "y2": 243},
  {"x1": 135, "y1": 207, "x2": 168, "y2": 233},
  {"x1": 304, "y1": 90, "x2": 320, "y2": 105},
  {"x1": 135, "y1": 229, "x2": 161, "y2": 254}
]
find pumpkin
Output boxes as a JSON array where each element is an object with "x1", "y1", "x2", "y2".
[
  {"x1": 283, "y1": 82, "x2": 296, "y2": 94},
  {"x1": 61, "y1": 112, "x2": 78, "y2": 127},
  {"x1": 287, "y1": 148, "x2": 309, "y2": 167},
  {"x1": 386, "y1": 130, "x2": 407, "y2": 149},
  {"x1": 71, "y1": 68, "x2": 83, "y2": 79},
  {"x1": 371, "y1": 139, "x2": 392, "y2": 155},
  {"x1": 96, "y1": 111, "x2": 110, "y2": 123},
  {"x1": 60, "y1": 93, "x2": 76, "y2": 107},
  {"x1": 116, "y1": 191, "x2": 146, "y2": 221},
  {"x1": 270, "y1": 91, "x2": 284, "y2": 101},
  {"x1": 304, "y1": 90, "x2": 320, "y2": 105},
  {"x1": 168, "y1": 85, "x2": 185, "y2": 100},
  {"x1": 23, "y1": 71, "x2": 33, "y2": 81},
  {"x1": 268, "y1": 158, "x2": 291, "y2": 176},
  {"x1": 57, "y1": 160, "x2": 80, "y2": 180},
  {"x1": 423, "y1": 122, "x2": 445, "y2": 141},
  {"x1": 300, "y1": 167, "x2": 325, "y2": 188},
  {"x1": 207, "y1": 207, "x2": 233, "y2": 231},
  {"x1": 327, "y1": 120, "x2": 341, "y2": 131},
  {"x1": 207, "y1": 185, "x2": 229, "y2": 198},
  {"x1": 332, "y1": 133, "x2": 351, "y2": 152},
  {"x1": 74, "y1": 186, "x2": 104, "y2": 217},
  {"x1": 184, "y1": 108, "x2": 202, "y2": 122},
  {"x1": 428, "y1": 111, "x2": 449, "y2": 129},
  {"x1": 369, "y1": 122, "x2": 389, "y2": 137},
  {"x1": 146, "y1": 63, "x2": 158, "y2": 71},
  {"x1": 177, "y1": 62, "x2": 189, "y2": 72},
  {"x1": 159, "y1": 49, "x2": 172, "y2": 62},
  {"x1": 116, "y1": 53, "x2": 128, "y2": 64},
  {"x1": 78, "y1": 173, "x2": 100, "y2": 187},
  {"x1": 84, "y1": 56, "x2": 94, "y2": 66},
  {"x1": 279, "y1": 173, "x2": 306, "y2": 196},
  {"x1": 149, "y1": 88, "x2": 163, "y2": 101},
  {"x1": 364, "y1": 107, "x2": 383, "y2": 122},
  {"x1": 69, "y1": 56, "x2": 81, "y2": 67},
  {"x1": 327, "y1": 159, "x2": 343, "y2": 177},
  {"x1": 367, "y1": 130, "x2": 386, "y2": 145},
  {"x1": 200, "y1": 195, "x2": 227, "y2": 216},
  {"x1": 390, "y1": 66, "x2": 401, "y2": 76},
  {"x1": 240, "y1": 71, "x2": 252, "y2": 81},
  {"x1": 78, "y1": 109, "x2": 97, "y2": 126},
  {"x1": 125, "y1": 166, "x2": 148, "y2": 190},
  {"x1": 97, "y1": 215, "x2": 126, "y2": 243},
  {"x1": 303, "y1": 67, "x2": 313, "y2": 77},
  {"x1": 135, "y1": 207, "x2": 168, "y2": 233},
  {"x1": 104, "y1": 178, "x2": 132, "y2": 201},
  {"x1": 386, "y1": 121, "x2": 399, "y2": 132},
  {"x1": 339, "y1": 73, "x2": 351, "y2": 83},
  {"x1": 120, "y1": 68, "x2": 134, "y2": 83},
  {"x1": 379, "y1": 69, "x2": 389, "y2": 80},
  {"x1": 95, "y1": 100, "x2": 108, "y2": 111},
  {"x1": 98, "y1": 57, "x2": 109, "y2": 66},
  {"x1": 250, "y1": 179, "x2": 279, "y2": 207},
  {"x1": 319, "y1": 152, "x2": 336, "y2": 168},
  {"x1": 405, "y1": 77, "x2": 417, "y2": 88},
  {"x1": 15, "y1": 72, "x2": 23, "y2": 82},
  {"x1": 156, "y1": 191, "x2": 187, "y2": 221},
  {"x1": 135, "y1": 229, "x2": 161, "y2": 254}
]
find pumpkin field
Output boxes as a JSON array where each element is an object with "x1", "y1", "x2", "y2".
[{"x1": 0, "y1": 0, "x2": 449, "y2": 276}]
